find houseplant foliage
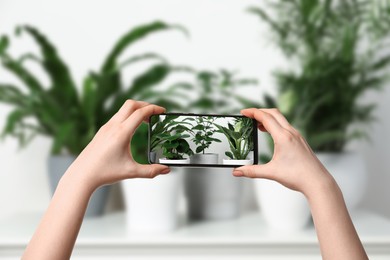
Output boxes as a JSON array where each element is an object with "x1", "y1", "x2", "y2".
[
  {"x1": 215, "y1": 118, "x2": 254, "y2": 160},
  {"x1": 150, "y1": 115, "x2": 193, "y2": 160},
  {"x1": 249, "y1": 0, "x2": 390, "y2": 152},
  {"x1": 179, "y1": 69, "x2": 260, "y2": 114},
  {"x1": 0, "y1": 21, "x2": 188, "y2": 163},
  {"x1": 185, "y1": 116, "x2": 221, "y2": 154},
  {"x1": 183, "y1": 70, "x2": 260, "y2": 220}
]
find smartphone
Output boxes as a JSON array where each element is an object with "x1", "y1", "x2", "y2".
[{"x1": 148, "y1": 113, "x2": 258, "y2": 167}]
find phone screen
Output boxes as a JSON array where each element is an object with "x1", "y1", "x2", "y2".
[{"x1": 148, "y1": 113, "x2": 258, "y2": 167}]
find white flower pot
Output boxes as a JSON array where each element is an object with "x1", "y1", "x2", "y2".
[
  {"x1": 316, "y1": 152, "x2": 367, "y2": 212},
  {"x1": 48, "y1": 155, "x2": 109, "y2": 218},
  {"x1": 190, "y1": 153, "x2": 219, "y2": 164},
  {"x1": 159, "y1": 158, "x2": 190, "y2": 164},
  {"x1": 185, "y1": 167, "x2": 242, "y2": 220},
  {"x1": 121, "y1": 169, "x2": 182, "y2": 233},
  {"x1": 223, "y1": 159, "x2": 253, "y2": 165},
  {"x1": 255, "y1": 179, "x2": 311, "y2": 231},
  {"x1": 186, "y1": 154, "x2": 244, "y2": 220}
]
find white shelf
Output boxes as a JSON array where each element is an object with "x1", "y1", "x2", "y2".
[{"x1": 1, "y1": 211, "x2": 390, "y2": 259}]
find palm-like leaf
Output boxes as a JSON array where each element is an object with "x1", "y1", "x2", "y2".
[
  {"x1": 250, "y1": 0, "x2": 390, "y2": 152},
  {"x1": 0, "y1": 22, "x2": 189, "y2": 158},
  {"x1": 18, "y1": 26, "x2": 79, "y2": 108}
]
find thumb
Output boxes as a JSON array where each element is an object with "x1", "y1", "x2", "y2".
[
  {"x1": 233, "y1": 164, "x2": 273, "y2": 180},
  {"x1": 135, "y1": 164, "x2": 171, "y2": 178}
]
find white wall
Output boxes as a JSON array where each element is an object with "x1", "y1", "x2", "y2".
[{"x1": 0, "y1": 0, "x2": 389, "y2": 220}]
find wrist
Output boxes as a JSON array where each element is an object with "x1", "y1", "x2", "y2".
[
  {"x1": 303, "y1": 169, "x2": 341, "y2": 204},
  {"x1": 59, "y1": 167, "x2": 97, "y2": 198}
]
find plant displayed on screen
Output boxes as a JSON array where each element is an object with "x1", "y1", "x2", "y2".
[
  {"x1": 215, "y1": 118, "x2": 253, "y2": 160},
  {"x1": 185, "y1": 116, "x2": 221, "y2": 154},
  {"x1": 0, "y1": 22, "x2": 188, "y2": 159},
  {"x1": 249, "y1": 0, "x2": 390, "y2": 152},
  {"x1": 150, "y1": 115, "x2": 194, "y2": 160}
]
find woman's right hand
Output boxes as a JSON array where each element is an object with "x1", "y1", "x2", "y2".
[{"x1": 233, "y1": 108, "x2": 336, "y2": 197}]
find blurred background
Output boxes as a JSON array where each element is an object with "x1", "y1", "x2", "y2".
[{"x1": 1, "y1": 0, "x2": 390, "y2": 243}]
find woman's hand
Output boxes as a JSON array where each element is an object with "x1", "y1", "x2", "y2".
[
  {"x1": 234, "y1": 108, "x2": 368, "y2": 260},
  {"x1": 22, "y1": 100, "x2": 170, "y2": 260},
  {"x1": 67, "y1": 100, "x2": 170, "y2": 191},
  {"x1": 233, "y1": 108, "x2": 333, "y2": 197}
]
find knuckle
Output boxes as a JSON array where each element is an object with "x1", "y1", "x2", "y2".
[
  {"x1": 270, "y1": 108, "x2": 280, "y2": 114},
  {"x1": 132, "y1": 108, "x2": 143, "y2": 118},
  {"x1": 148, "y1": 168, "x2": 158, "y2": 178},
  {"x1": 280, "y1": 130, "x2": 295, "y2": 143},
  {"x1": 138, "y1": 104, "x2": 154, "y2": 116},
  {"x1": 124, "y1": 99, "x2": 135, "y2": 106},
  {"x1": 258, "y1": 110, "x2": 269, "y2": 119},
  {"x1": 292, "y1": 128, "x2": 303, "y2": 138},
  {"x1": 124, "y1": 100, "x2": 136, "y2": 111},
  {"x1": 245, "y1": 169, "x2": 257, "y2": 178},
  {"x1": 116, "y1": 123, "x2": 127, "y2": 135}
]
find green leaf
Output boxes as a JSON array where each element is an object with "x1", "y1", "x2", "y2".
[
  {"x1": 228, "y1": 123, "x2": 234, "y2": 131},
  {"x1": 154, "y1": 98, "x2": 182, "y2": 111},
  {"x1": 196, "y1": 146, "x2": 204, "y2": 154},
  {"x1": 309, "y1": 130, "x2": 346, "y2": 151},
  {"x1": 2, "y1": 108, "x2": 30, "y2": 136},
  {"x1": 81, "y1": 75, "x2": 97, "y2": 142},
  {"x1": 247, "y1": 6, "x2": 286, "y2": 39},
  {"x1": 1, "y1": 56, "x2": 45, "y2": 93},
  {"x1": 166, "y1": 133, "x2": 182, "y2": 141},
  {"x1": 51, "y1": 122, "x2": 75, "y2": 154},
  {"x1": 164, "y1": 141, "x2": 179, "y2": 149},
  {"x1": 176, "y1": 139, "x2": 191, "y2": 153},
  {"x1": 112, "y1": 52, "x2": 167, "y2": 74},
  {"x1": 107, "y1": 63, "x2": 171, "y2": 119},
  {"x1": 101, "y1": 21, "x2": 187, "y2": 73},
  {"x1": 225, "y1": 151, "x2": 234, "y2": 159},
  {"x1": 132, "y1": 123, "x2": 149, "y2": 163},
  {"x1": 369, "y1": 55, "x2": 390, "y2": 71},
  {"x1": 205, "y1": 137, "x2": 222, "y2": 143},
  {"x1": 127, "y1": 63, "x2": 170, "y2": 98},
  {"x1": 0, "y1": 84, "x2": 27, "y2": 106},
  {"x1": 20, "y1": 26, "x2": 79, "y2": 107},
  {"x1": 232, "y1": 132, "x2": 241, "y2": 140},
  {"x1": 17, "y1": 53, "x2": 41, "y2": 64},
  {"x1": 0, "y1": 35, "x2": 9, "y2": 56},
  {"x1": 192, "y1": 125, "x2": 204, "y2": 131}
]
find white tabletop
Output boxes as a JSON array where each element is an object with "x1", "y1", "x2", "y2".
[{"x1": 1, "y1": 210, "x2": 390, "y2": 259}]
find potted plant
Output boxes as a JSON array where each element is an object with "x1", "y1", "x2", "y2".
[
  {"x1": 181, "y1": 70, "x2": 260, "y2": 220},
  {"x1": 187, "y1": 115, "x2": 222, "y2": 165},
  {"x1": 215, "y1": 117, "x2": 254, "y2": 165},
  {"x1": 0, "y1": 26, "x2": 109, "y2": 217},
  {"x1": 124, "y1": 114, "x2": 193, "y2": 232},
  {"x1": 151, "y1": 115, "x2": 194, "y2": 164},
  {"x1": 0, "y1": 21, "x2": 189, "y2": 217},
  {"x1": 249, "y1": 0, "x2": 390, "y2": 228}
]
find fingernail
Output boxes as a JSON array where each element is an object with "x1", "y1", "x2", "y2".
[
  {"x1": 233, "y1": 170, "x2": 243, "y2": 177},
  {"x1": 161, "y1": 168, "x2": 171, "y2": 174}
]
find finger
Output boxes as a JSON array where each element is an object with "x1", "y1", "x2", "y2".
[
  {"x1": 233, "y1": 164, "x2": 273, "y2": 180},
  {"x1": 257, "y1": 122, "x2": 267, "y2": 132},
  {"x1": 241, "y1": 109, "x2": 284, "y2": 140},
  {"x1": 134, "y1": 164, "x2": 171, "y2": 178},
  {"x1": 261, "y1": 108, "x2": 292, "y2": 130},
  {"x1": 110, "y1": 100, "x2": 150, "y2": 123},
  {"x1": 241, "y1": 108, "x2": 258, "y2": 115},
  {"x1": 124, "y1": 104, "x2": 166, "y2": 135},
  {"x1": 242, "y1": 109, "x2": 268, "y2": 132}
]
